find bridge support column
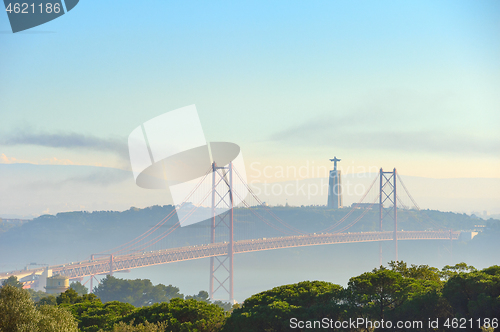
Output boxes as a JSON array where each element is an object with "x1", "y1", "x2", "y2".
[
  {"x1": 379, "y1": 170, "x2": 383, "y2": 266},
  {"x1": 209, "y1": 161, "x2": 234, "y2": 303},
  {"x1": 109, "y1": 254, "x2": 113, "y2": 276},
  {"x1": 379, "y1": 168, "x2": 398, "y2": 264},
  {"x1": 394, "y1": 168, "x2": 398, "y2": 262}
]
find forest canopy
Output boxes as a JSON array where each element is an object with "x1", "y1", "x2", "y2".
[{"x1": 1, "y1": 262, "x2": 499, "y2": 331}]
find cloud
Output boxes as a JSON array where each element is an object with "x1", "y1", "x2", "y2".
[
  {"x1": 41, "y1": 157, "x2": 76, "y2": 165},
  {"x1": 63, "y1": 169, "x2": 131, "y2": 187},
  {"x1": 268, "y1": 88, "x2": 500, "y2": 156},
  {"x1": 269, "y1": 114, "x2": 500, "y2": 156},
  {"x1": 13, "y1": 167, "x2": 132, "y2": 191},
  {"x1": 1, "y1": 154, "x2": 105, "y2": 167},
  {"x1": 1, "y1": 132, "x2": 129, "y2": 159},
  {"x1": 1, "y1": 153, "x2": 14, "y2": 164},
  {"x1": 0, "y1": 153, "x2": 32, "y2": 164}
]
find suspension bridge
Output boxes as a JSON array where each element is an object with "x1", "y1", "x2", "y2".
[{"x1": 0, "y1": 163, "x2": 460, "y2": 303}]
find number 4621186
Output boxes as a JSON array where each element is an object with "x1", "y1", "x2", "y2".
[{"x1": 6, "y1": 2, "x2": 61, "y2": 14}]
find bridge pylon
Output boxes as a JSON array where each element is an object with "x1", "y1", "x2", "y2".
[
  {"x1": 88, "y1": 253, "x2": 114, "y2": 293},
  {"x1": 379, "y1": 168, "x2": 398, "y2": 265},
  {"x1": 209, "y1": 162, "x2": 234, "y2": 303}
]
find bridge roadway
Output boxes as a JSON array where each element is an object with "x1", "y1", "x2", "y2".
[{"x1": 0, "y1": 230, "x2": 459, "y2": 281}]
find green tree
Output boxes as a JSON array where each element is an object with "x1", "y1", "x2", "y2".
[
  {"x1": 70, "y1": 281, "x2": 89, "y2": 295},
  {"x1": 28, "y1": 288, "x2": 52, "y2": 303},
  {"x1": 53, "y1": 287, "x2": 100, "y2": 306},
  {"x1": 388, "y1": 261, "x2": 441, "y2": 282},
  {"x1": 105, "y1": 320, "x2": 168, "y2": 332},
  {"x1": 212, "y1": 300, "x2": 233, "y2": 311},
  {"x1": 57, "y1": 288, "x2": 80, "y2": 305},
  {"x1": 442, "y1": 265, "x2": 500, "y2": 321},
  {"x1": 223, "y1": 280, "x2": 345, "y2": 332},
  {"x1": 36, "y1": 295, "x2": 57, "y2": 306},
  {"x1": 1, "y1": 275, "x2": 24, "y2": 289},
  {"x1": 37, "y1": 305, "x2": 79, "y2": 332},
  {"x1": 0, "y1": 284, "x2": 40, "y2": 332},
  {"x1": 348, "y1": 267, "x2": 409, "y2": 320},
  {"x1": 186, "y1": 290, "x2": 209, "y2": 302},
  {"x1": 0, "y1": 285, "x2": 79, "y2": 331},
  {"x1": 93, "y1": 276, "x2": 183, "y2": 307},
  {"x1": 148, "y1": 283, "x2": 183, "y2": 304},
  {"x1": 67, "y1": 299, "x2": 135, "y2": 332},
  {"x1": 122, "y1": 298, "x2": 228, "y2": 332},
  {"x1": 347, "y1": 262, "x2": 453, "y2": 330},
  {"x1": 440, "y1": 262, "x2": 477, "y2": 280}
]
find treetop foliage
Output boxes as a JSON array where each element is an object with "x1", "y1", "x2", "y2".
[
  {"x1": 225, "y1": 262, "x2": 500, "y2": 332},
  {"x1": 1, "y1": 262, "x2": 499, "y2": 331},
  {"x1": 1, "y1": 275, "x2": 24, "y2": 289},
  {"x1": 70, "y1": 281, "x2": 89, "y2": 296},
  {"x1": 93, "y1": 276, "x2": 184, "y2": 307},
  {"x1": 0, "y1": 284, "x2": 78, "y2": 332},
  {"x1": 122, "y1": 298, "x2": 228, "y2": 332}
]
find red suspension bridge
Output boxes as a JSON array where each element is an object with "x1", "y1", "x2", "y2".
[{"x1": 0, "y1": 164, "x2": 460, "y2": 303}]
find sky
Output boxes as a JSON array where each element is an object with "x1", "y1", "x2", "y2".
[{"x1": 1, "y1": 1, "x2": 499, "y2": 190}]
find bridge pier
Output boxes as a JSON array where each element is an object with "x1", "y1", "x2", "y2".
[
  {"x1": 209, "y1": 162, "x2": 234, "y2": 303},
  {"x1": 379, "y1": 168, "x2": 398, "y2": 264}
]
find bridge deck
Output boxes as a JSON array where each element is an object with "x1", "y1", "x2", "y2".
[{"x1": 0, "y1": 230, "x2": 458, "y2": 281}]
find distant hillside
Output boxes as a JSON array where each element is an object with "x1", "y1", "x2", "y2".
[
  {"x1": 2, "y1": 205, "x2": 499, "y2": 301},
  {"x1": 0, "y1": 218, "x2": 29, "y2": 233},
  {"x1": 0, "y1": 204, "x2": 492, "y2": 272}
]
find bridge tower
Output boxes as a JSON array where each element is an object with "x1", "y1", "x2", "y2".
[
  {"x1": 209, "y1": 162, "x2": 234, "y2": 303},
  {"x1": 88, "y1": 254, "x2": 114, "y2": 293},
  {"x1": 379, "y1": 168, "x2": 398, "y2": 265}
]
